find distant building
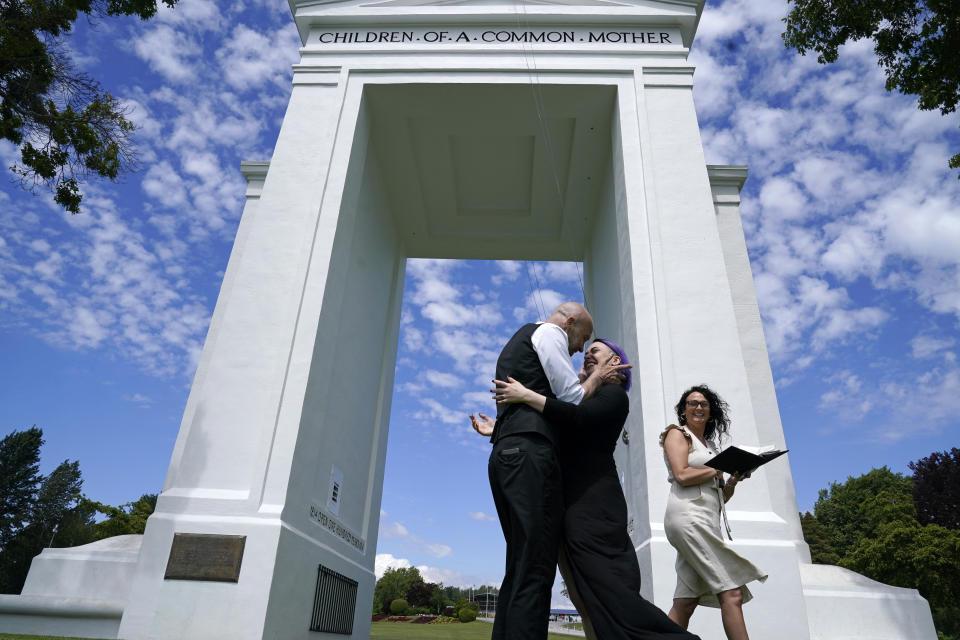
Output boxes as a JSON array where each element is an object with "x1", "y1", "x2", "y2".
[
  {"x1": 471, "y1": 591, "x2": 498, "y2": 617},
  {"x1": 549, "y1": 609, "x2": 582, "y2": 624}
]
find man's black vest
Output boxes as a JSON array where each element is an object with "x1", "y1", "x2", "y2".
[{"x1": 491, "y1": 323, "x2": 560, "y2": 445}]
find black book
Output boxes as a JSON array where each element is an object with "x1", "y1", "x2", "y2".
[{"x1": 705, "y1": 445, "x2": 788, "y2": 475}]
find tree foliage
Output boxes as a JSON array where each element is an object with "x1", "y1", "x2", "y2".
[
  {"x1": 846, "y1": 520, "x2": 960, "y2": 638},
  {"x1": 0, "y1": 426, "x2": 158, "y2": 594},
  {"x1": 0, "y1": 426, "x2": 44, "y2": 549},
  {"x1": 798, "y1": 511, "x2": 840, "y2": 565},
  {"x1": 812, "y1": 466, "x2": 914, "y2": 558},
  {"x1": 428, "y1": 582, "x2": 447, "y2": 613},
  {"x1": 909, "y1": 447, "x2": 960, "y2": 529},
  {"x1": 373, "y1": 566, "x2": 423, "y2": 613},
  {"x1": 0, "y1": 457, "x2": 95, "y2": 593},
  {"x1": 782, "y1": 0, "x2": 960, "y2": 175},
  {"x1": 0, "y1": 0, "x2": 179, "y2": 213},
  {"x1": 389, "y1": 598, "x2": 409, "y2": 615},
  {"x1": 405, "y1": 579, "x2": 437, "y2": 608},
  {"x1": 86, "y1": 493, "x2": 157, "y2": 539},
  {"x1": 802, "y1": 463, "x2": 960, "y2": 637}
]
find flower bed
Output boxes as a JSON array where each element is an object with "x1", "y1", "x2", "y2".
[
  {"x1": 387, "y1": 616, "x2": 411, "y2": 622},
  {"x1": 429, "y1": 615, "x2": 460, "y2": 624},
  {"x1": 412, "y1": 615, "x2": 438, "y2": 623},
  {"x1": 371, "y1": 614, "x2": 388, "y2": 621}
]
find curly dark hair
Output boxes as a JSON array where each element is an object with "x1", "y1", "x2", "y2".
[{"x1": 674, "y1": 384, "x2": 731, "y2": 444}]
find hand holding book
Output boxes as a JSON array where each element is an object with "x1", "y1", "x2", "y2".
[{"x1": 705, "y1": 444, "x2": 788, "y2": 475}]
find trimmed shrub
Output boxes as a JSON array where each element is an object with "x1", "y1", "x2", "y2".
[
  {"x1": 458, "y1": 608, "x2": 477, "y2": 623},
  {"x1": 390, "y1": 598, "x2": 410, "y2": 615}
]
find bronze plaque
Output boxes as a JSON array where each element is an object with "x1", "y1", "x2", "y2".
[{"x1": 164, "y1": 533, "x2": 246, "y2": 582}]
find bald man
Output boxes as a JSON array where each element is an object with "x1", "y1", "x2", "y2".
[{"x1": 482, "y1": 303, "x2": 609, "y2": 640}]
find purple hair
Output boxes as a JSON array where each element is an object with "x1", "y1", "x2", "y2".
[{"x1": 593, "y1": 338, "x2": 632, "y2": 391}]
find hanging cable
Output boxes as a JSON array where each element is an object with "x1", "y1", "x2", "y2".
[
  {"x1": 524, "y1": 261, "x2": 546, "y2": 321},
  {"x1": 513, "y1": 0, "x2": 590, "y2": 312}
]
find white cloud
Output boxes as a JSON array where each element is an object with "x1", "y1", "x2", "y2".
[
  {"x1": 216, "y1": 24, "x2": 300, "y2": 91},
  {"x1": 910, "y1": 335, "x2": 956, "y2": 360},
  {"x1": 415, "y1": 398, "x2": 466, "y2": 426},
  {"x1": 492, "y1": 260, "x2": 521, "y2": 285},
  {"x1": 415, "y1": 279, "x2": 460, "y2": 305},
  {"x1": 33, "y1": 252, "x2": 63, "y2": 281},
  {"x1": 880, "y1": 191, "x2": 960, "y2": 266},
  {"x1": 426, "y1": 544, "x2": 453, "y2": 558},
  {"x1": 142, "y1": 162, "x2": 189, "y2": 209},
  {"x1": 811, "y1": 307, "x2": 888, "y2": 350},
  {"x1": 132, "y1": 25, "x2": 201, "y2": 83},
  {"x1": 378, "y1": 520, "x2": 458, "y2": 563},
  {"x1": 425, "y1": 370, "x2": 463, "y2": 388},
  {"x1": 28, "y1": 239, "x2": 51, "y2": 253},
  {"x1": 154, "y1": 0, "x2": 220, "y2": 28},
  {"x1": 541, "y1": 262, "x2": 582, "y2": 284},
  {"x1": 416, "y1": 565, "x2": 497, "y2": 589},
  {"x1": 757, "y1": 176, "x2": 808, "y2": 222},
  {"x1": 402, "y1": 326, "x2": 426, "y2": 352},
  {"x1": 381, "y1": 522, "x2": 410, "y2": 539},
  {"x1": 375, "y1": 554, "x2": 412, "y2": 579},
  {"x1": 127, "y1": 393, "x2": 153, "y2": 405},
  {"x1": 468, "y1": 511, "x2": 495, "y2": 522},
  {"x1": 69, "y1": 307, "x2": 111, "y2": 348},
  {"x1": 821, "y1": 224, "x2": 884, "y2": 281},
  {"x1": 421, "y1": 301, "x2": 502, "y2": 327},
  {"x1": 513, "y1": 288, "x2": 566, "y2": 322},
  {"x1": 461, "y1": 391, "x2": 495, "y2": 411}
]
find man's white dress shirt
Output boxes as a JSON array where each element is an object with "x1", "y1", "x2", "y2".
[{"x1": 531, "y1": 322, "x2": 584, "y2": 404}]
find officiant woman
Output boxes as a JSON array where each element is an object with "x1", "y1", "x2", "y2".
[{"x1": 660, "y1": 385, "x2": 767, "y2": 640}]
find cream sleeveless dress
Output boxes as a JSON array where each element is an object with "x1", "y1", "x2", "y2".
[{"x1": 660, "y1": 424, "x2": 767, "y2": 607}]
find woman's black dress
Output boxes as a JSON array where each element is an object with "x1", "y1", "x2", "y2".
[{"x1": 543, "y1": 384, "x2": 699, "y2": 640}]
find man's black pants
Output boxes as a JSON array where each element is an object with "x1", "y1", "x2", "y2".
[{"x1": 488, "y1": 433, "x2": 564, "y2": 640}]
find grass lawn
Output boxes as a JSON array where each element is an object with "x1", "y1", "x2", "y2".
[{"x1": 370, "y1": 620, "x2": 575, "y2": 639}]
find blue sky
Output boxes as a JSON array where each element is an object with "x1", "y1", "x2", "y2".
[{"x1": 1, "y1": 0, "x2": 958, "y2": 604}]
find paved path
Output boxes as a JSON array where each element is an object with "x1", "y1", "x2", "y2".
[{"x1": 477, "y1": 617, "x2": 586, "y2": 637}]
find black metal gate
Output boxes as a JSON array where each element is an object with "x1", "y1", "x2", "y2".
[{"x1": 310, "y1": 564, "x2": 358, "y2": 634}]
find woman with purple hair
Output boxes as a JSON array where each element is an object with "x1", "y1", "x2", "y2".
[{"x1": 476, "y1": 338, "x2": 699, "y2": 640}]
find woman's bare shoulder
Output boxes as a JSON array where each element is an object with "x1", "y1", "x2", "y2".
[{"x1": 659, "y1": 424, "x2": 692, "y2": 447}]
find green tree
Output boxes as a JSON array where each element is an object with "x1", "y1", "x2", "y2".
[
  {"x1": 428, "y1": 582, "x2": 446, "y2": 613},
  {"x1": 373, "y1": 566, "x2": 422, "y2": 614},
  {"x1": 782, "y1": 0, "x2": 960, "y2": 175},
  {"x1": 812, "y1": 466, "x2": 914, "y2": 558},
  {"x1": 844, "y1": 520, "x2": 960, "y2": 638},
  {"x1": 909, "y1": 447, "x2": 960, "y2": 529},
  {"x1": 0, "y1": 458, "x2": 94, "y2": 593},
  {"x1": 0, "y1": 0, "x2": 179, "y2": 213},
  {"x1": 799, "y1": 511, "x2": 840, "y2": 565},
  {"x1": 86, "y1": 493, "x2": 157, "y2": 539},
  {"x1": 405, "y1": 579, "x2": 436, "y2": 608},
  {"x1": 389, "y1": 598, "x2": 409, "y2": 616},
  {"x1": 806, "y1": 464, "x2": 960, "y2": 637},
  {"x1": 0, "y1": 427, "x2": 43, "y2": 549}
]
